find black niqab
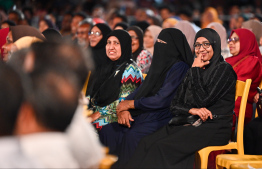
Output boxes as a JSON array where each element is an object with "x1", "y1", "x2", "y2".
[{"x1": 133, "y1": 28, "x2": 194, "y2": 100}]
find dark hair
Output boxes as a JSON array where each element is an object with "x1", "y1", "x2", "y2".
[
  {"x1": 113, "y1": 11, "x2": 128, "y2": 23},
  {"x1": 27, "y1": 68, "x2": 79, "y2": 132},
  {"x1": 1, "y1": 20, "x2": 16, "y2": 26},
  {"x1": 30, "y1": 42, "x2": 92, "y2": 88},
  {"x1": 73, "y1": 11, "x2": 88, "y2": 20},
  {"x1": 178, "y1": 7, "x2": 193, "y2": 18},
  {"x1": 0, "y1": 61, "x2": 23, "y2": 136},
  {"x1": 8, "y1": 9, "x2": 24, "y2": 20},
  {"x1": 159, "y1": 4, "x2": 174, "y2": 13}
]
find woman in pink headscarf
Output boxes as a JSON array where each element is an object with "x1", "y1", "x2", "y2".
[{"x1": 0, "y1": 28, "x2": 9, "y2": 60}]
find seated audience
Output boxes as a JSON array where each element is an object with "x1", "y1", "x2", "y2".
[{"x1": 99, "y1": 28, "x2": 194, "y2": 167}]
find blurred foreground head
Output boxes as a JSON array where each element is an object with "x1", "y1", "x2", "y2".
[{"x1": 0, "y1": 61, "x2": 23, "y2": 136}]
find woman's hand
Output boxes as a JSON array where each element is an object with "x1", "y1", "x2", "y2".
[
  {"x1": 253, "y1": 93, "x2": 261, "y2": 103},
  {"x1": 189, "y1": 108, "x2": 213, "y2": 122},
  {"x1": 88, "y1": 111, "x2": 101, "y2": 122},
  {"x1": 192, "y1": 54, "x2": 210, "y2": 69},
  {"x1": 116, "y1": 100, "x2": 135, "y2": 114},
  {"x1": 117, "y1": 110, "x2": 134, "y2": 128}
]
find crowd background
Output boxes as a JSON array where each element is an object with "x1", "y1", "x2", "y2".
[{"x1": 0, "y1": 0, "x2": 262, "y2": 38}]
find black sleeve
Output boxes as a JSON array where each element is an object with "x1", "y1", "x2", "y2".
[
  {"x1": 170, "y1": 63, "x2": 236, "y2": 115},
  {"x1": 190, "y1": 63, "x2": 236, "y2": 108}
]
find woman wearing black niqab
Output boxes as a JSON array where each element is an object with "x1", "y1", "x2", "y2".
[
  {"x1": 99, "y1": 28, "x2": 194, "y2": 167},
  {"x1": 125, "y1": 28, "x2": 237, "y2": 169}
]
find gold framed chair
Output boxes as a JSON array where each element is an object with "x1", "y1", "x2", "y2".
[
  {"x1": 82, "y1": 71, "x2": 91, "y2": 95},
  {"x1": 99, "y1": 147, "x2": 118, "y2": 169},
  {"x1": 142, "y1": 73, "x2": 147, "y2": 79},
  {"x1": 195, "y1": 79, "x2": 252, "y2": 169},
  {"x1": 254, "y1": 79, "x2": 262, "y2": 118},
  {"x1": 216, "y1": 154, "x2": 262, "y2": 169}
]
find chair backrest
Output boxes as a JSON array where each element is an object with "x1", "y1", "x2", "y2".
[
  {"x1": 142, "y1": 74, "x2": 147, "y2": 79},
  {"x1": 235, "y1": 79, "x2": 252, "y2": 155},
  {"x1": 255, "y1": 79, "x2": 262, "y2": 118},
  {"x1": 82, "y1": 71, "x2": 91, "y2": 95}
]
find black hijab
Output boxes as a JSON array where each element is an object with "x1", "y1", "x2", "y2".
[
  {"x1": 126, "y1": 26, "x2": 144, "y2": 61},
  {"x1": 86, "y1": 23, "x2": 112, "y2": 96},
  {"x1": 193, "y1": 28, "x2": 224, "y2": 82},
  {"x1": 114, "y1": 22, "x2": 129, "y2": 30},
  {"x1": 133, "y1": 28, "x2": 194, "y2": 100},
  {"x1": 42, "y1": 28, "x2": 62, "y2": 42},
  {"x1": 91, "y1": 30, "x2": 132, "y2": 107}
]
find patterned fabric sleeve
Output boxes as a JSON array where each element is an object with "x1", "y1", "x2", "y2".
[
  {"x1": 92, "y1": 62, "x2": 143, "y2": 130},
  {"x1": 136, "y1": 49, "x2": 152, "y2": 74}
]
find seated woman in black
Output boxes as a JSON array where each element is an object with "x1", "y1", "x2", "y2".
[{"x1": 125, "y1": 28, "x2": 237, "y2": 168}]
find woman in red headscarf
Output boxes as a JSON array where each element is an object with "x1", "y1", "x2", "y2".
[
  {"x1": 226, "y1": 28, "x2": 262, "y2": 126},
  {"x1": 0, "y1": 28, "x2": 9, "y2": 60}
]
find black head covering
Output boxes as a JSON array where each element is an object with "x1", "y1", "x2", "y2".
[
  {"x1": 133, "y1": 28, "x2": 194, "y2": 100},
  {"x1": 92, "y1": 23, "x2": 112, "y2": 49},
  {"x1": 126, "y1": 26, "x2": 144, "y2": 61},
  {"x1": 91, "y1": 30, "x2": 132, "y2": 107},
  {"x1": 86, "y1": 23, "x2": 112, "y2": 96},
  {"x1": 42, "y1": 28, "x2": 62, "y2": 43},
  {"x1": 114, "y1": 22, "x2": 129, "y2": 30},
  {"x1": 135, "y1": 21, "x2": 150, "y2": 32},
  {"x1": 193, "y1": 28, "x2": 224, "y2": 81}
]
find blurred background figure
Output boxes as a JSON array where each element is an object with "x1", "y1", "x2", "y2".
[
  {"x1": 143, "y1": 25, "x2": 162, "y2": 55},
  {"x1": 242, "y1": 20, "x2": 262, "y2": 54},
  {"x1": 201, "y1": 7, "x2": 223, "y2": 29},
  {"x1": 174, "y1": 21, "x2": 196, "y2": 52},
  {"x1": 60, "y1": 12, "x2": 73, "y2": 36},
  {"x1": 162, "y1": 18, "x2": 178, "y2": 29},
  {"x1": 38, "y1": 18, "x2": 57, "y2": 33},
  {"x1": 1, "y1": 20, "x2": 16, "y2": 29},
  {"x1": 207, "y1": 22, "x2": 231, "y2": 58},
  {"x1": 76, "y1": 18, "x2": 93, "y2": 49}
]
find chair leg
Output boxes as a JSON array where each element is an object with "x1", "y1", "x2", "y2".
[{"x1": 196, "y1": 151, "x2": 209, "y2": 169}]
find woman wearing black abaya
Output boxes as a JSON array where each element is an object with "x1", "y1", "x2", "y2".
[
  {"x1": 126, "y1": 28, "x2": 237, "y2": 168},
  {"x1": 85, "y1": 23, "x2": 112, "y2": 96},
  {"x1": 99, "y1": 28, "x2": 194, "y2": 167}
]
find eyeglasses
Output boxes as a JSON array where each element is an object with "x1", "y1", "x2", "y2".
[
  {"x1": 227, "y1": 37, "x2": 239, "y2": 43},
  {"x1": 194, "y1": 42, "x2": 211, "y2": 50},
  {"x1": 89, "y1": 31, "x2": 102, "y2": 37},
  {"x1": 131, "y1": 36, "x2": 139, "y2": 40}
]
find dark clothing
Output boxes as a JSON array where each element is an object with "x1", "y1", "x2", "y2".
[
  {"x1": 130, "y1": 28, "x2": 194, "y2": 116},
  {"x1": 244, "y1": 117, "x2": 262, "y2": 155},
  {"x1": 126, "y1": 28, "x2": 237, "y2": 169},
  {"x1": 99, "y1": 61, "x2": 189, "y2": 167}
]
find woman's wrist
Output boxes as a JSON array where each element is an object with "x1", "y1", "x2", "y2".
[{"x1": 128, "y1": 100, "x2": 135, "y2": 109}]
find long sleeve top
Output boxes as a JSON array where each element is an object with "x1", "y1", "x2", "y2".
[
  {"x1": 92, "y1": 62, "x2": 143, "y2": 129},
  {"x1": 170, "y1": 62, "x2": 236, "y2": 116},
  {"x1": 126, "y1": 61, "x2": 189, "y2": 116}
]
